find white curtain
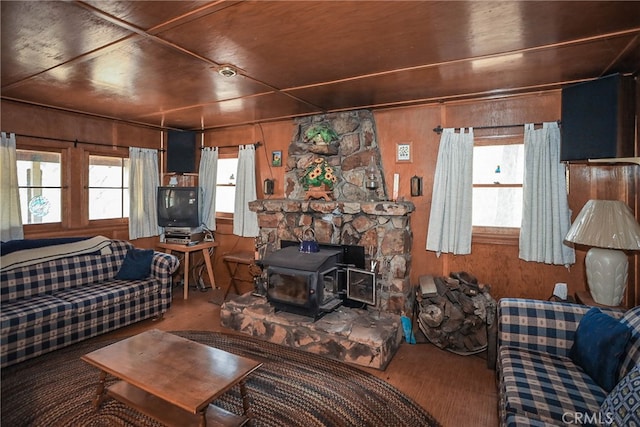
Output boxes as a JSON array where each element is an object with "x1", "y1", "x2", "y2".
[
  {"x1": 233, "y1": 144, "x2": 259, "y2": 237},
  {"x1": 129, "y1": 148, "x2": 160, "y2": 240},
  {"x1": 0, "y1": 132, "x2": 23, "y2": 241},
  {"x1": 519, "y1": 122, "x2": 575, "y2": 266},
  {"x1": 426, "y1": 128, "x2": 474, "y2": 256},
  {"x1": 198, "y1": 147, "x2": 218, "y2": 231}
]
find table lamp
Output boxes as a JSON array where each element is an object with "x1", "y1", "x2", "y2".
[{"x1": 564, "y1": 200, "x2": 640, "y2": 306}]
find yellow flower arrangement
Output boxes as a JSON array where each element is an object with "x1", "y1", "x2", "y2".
[{"x1": 301, "y1": 158, "x2": 338, "y2": 190}]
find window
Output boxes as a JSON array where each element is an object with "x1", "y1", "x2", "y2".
[
  {"x1": 16, "y1": 150, "x2": 62, "y2": 224},
  {"x1": 88, "y1": 155, "x2": 129, "y2": 220},
  {"x1": 216, "y1": 157, "x2": 238, "y2": 215},
  {"x1": 472, "y1": 140, "x2": 524, "y2": 228}
]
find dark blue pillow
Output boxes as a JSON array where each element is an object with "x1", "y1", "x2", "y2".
[
  {"x1": 569, "y1": 307, "x2": 632, "y2": 392},
  {"x1": 115, "y1": 249, "x2": 154, "y2": 280}
]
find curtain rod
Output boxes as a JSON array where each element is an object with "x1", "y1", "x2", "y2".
[
  {"x1": 432, "y1": 120, "x2": 561, "y2": 134},
  {"x1": 205, "y1": 141, "x2": 261, "y2": 149},
  {"x1": 12, "y1": 133, "x2": 144, "y2": 150},
  {"x1": 12, "y1": 133, "x2": 261, "y2": 151}
]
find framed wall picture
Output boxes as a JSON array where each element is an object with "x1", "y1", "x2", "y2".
[
  {"x1": 347, "y1": 267, "x2": 376, "y2": 305},
  {"x1": 396, "y1": 142, "x2": 412, "y2": 162},
  {"x1": 272, "y1": 150, "x2": 282, "y2": 167}
]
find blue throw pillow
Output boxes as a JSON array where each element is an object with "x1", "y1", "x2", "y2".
[
  {"x1": 115, "y1": 249, "x2": 154, "y2": 280},
  {"x1": 569, "y1": 307, "x2": 632, "y2": 392}
]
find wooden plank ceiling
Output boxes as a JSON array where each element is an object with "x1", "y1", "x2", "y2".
[{"x1": 2, "y1": 1, "x2": 639, "y2": 130}]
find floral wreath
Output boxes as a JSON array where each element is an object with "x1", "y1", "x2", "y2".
[{"x1": 301, "y1": 158, "x2": 338, "y2": 189}]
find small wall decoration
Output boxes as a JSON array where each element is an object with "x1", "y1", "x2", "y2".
[
  {"x1": 301, "y1": 157, "x2": 337, "y2": 201},
  {"x1": 272, "y1": 150, "x2": 282, "y2": 167},
  {"x1": 410, "y1": 175, "x2": 423, "y2": 196},
  {"x1": 396, "y1": 142, "x2": 412, "y2": 162}
]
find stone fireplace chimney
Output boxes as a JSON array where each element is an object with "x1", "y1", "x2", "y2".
[{"x1": 249, "y1": 110, "x2": 415, "y2": 314}]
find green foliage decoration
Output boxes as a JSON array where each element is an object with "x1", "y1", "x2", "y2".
[{"x1": 304, "y1": 123, "x2": 339, "y2": 144}]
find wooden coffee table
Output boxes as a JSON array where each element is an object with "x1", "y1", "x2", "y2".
[{"x1": 81, "y1": 329, "x2": 262, "y2": 427}]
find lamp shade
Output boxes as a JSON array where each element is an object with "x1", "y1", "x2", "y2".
[{"x1": 564, "y1": 200, "x2": 640, "y2": 250}]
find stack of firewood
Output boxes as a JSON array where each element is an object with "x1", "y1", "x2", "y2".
[{"x1": 416, "y1": 272, "x2": 497, "y2": 355}]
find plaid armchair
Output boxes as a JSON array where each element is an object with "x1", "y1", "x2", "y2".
[{"x1": 497, "y1": 298, "x2": 639, "y2": 426}]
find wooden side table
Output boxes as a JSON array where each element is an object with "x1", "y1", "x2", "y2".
[
  {"x1": 574, "y1": 290, "x2": 625, "y2": 310},
  {"x1": 157, "y1": 241, "x2": 218, "y2": 300}
]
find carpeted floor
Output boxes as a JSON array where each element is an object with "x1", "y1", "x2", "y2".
[{"x1": 1, "y1": 331, "x2": 440, "y2": 427}]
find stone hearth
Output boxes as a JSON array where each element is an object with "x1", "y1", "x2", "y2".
[
  {"x1": 249, "y1": 199, "x2": 414, "y2": 314},
  {"x1": 221, "y1": 293, "x2": 403, "y2": 370},
  {"x1": 240, "y1": 110, "x2": 414, "y2": 362}
]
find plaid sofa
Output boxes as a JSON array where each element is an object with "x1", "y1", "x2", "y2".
[
  {"x1": 498, "y1": 298, "x2": 639, "y2": 426},
  {"x1": 1, "y1": 239, "x2": 179, "y2": 367}
]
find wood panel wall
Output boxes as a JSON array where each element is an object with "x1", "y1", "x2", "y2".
[
  {"x1": 1, "y1": 100, "x2": 160, "y2": 249},
  {"x1": 2, "y1": 89, "x2": 638, "y2": 306},
  {"x1": 199, "y1": 121, "x2": 292, "y2": 291},
  {"x1": 375, "y1": 91, "x2": 638, "y2": 307}
]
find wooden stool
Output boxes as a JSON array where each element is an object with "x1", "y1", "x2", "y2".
[{"x1": 222, "y1": 252, "x2": 255, "y2": 299}]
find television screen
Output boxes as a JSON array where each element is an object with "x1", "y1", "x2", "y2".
[{"x1": 157, "y1": 186, "x2": 200, "y2": 227}]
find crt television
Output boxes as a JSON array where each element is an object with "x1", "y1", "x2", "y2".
[{"x1": 157, "y1": 186, "x2": 200, "y2": 227}]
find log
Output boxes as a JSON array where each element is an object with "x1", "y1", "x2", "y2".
[
  {"x1": 450, "y1": 271, "x2": 478, "y2": 285},
  {"x1": 474, "y1": 326, "x2": 487, "y2": 347},
  {"x1": 418, "y1": 319, "x2": 444, "y2": 344},
  {"x1": 471, "y1": 295, "x2": 487, "y2": 320},
  {"x1": 416, "y1": 272, "x2": 496, "y2": 355},
  {"x1": 463, "y1": 335, "x2": 476, "y2": 351},
  {"x1": 458, "y1": 293, "x2": 476, "y2": 314},
  {"x1": 458, "y1": 320, "x2": 474, "y2": 336},
  {"x1": 445, "y1": 277, "x2": 460, "y2": 290},
  {"x1": 451, "y1": 334, "x2": 465, "y2": 350},
  {"x1": 424, "y1": 295, "x2": 447, "y2": 308},
  {"x1": 434, "y1": 277, "x2": 449, "y2": 295},
  {"x1": 445, "y1": 301, "x2": 465, "y2": 321},
  {"x1": 461, "y1": 284, "x2": 478, "y2": 296},
  {"x1": 419, "y1": 305, "x2": 443, "y2": 328},
  {"x1": 444, "y1": 289, "x2": 460, "y2": 306},
  {"x1": 440, "y1": 304, "x2": 465, "y2": 333}
]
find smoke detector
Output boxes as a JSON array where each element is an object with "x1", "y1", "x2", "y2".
[{"x1": 217, "y1": 65, "x2": 237, "y2": 77}]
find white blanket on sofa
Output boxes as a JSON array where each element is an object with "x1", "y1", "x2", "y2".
[{"x1": 0, "y1": 236, "x2": 113, "y2": 272}]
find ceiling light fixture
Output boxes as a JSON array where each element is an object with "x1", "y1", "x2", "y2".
[{"x1": 217, "y1": 65, "x2": 237, "y2": 77}]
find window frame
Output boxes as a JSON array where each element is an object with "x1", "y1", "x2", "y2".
[
  {"x1": 85, "y1": 150, "x2": 130, "y2": 227},
  {"x1": 215, "y1": 154, "x2": 238, "y2": 221},
  {"x1": 471, "y1": 132, "x2": 524, "y2": 244},
  {"x1": 16, "y1": 145, "x2": 66, "y2": 231}
]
